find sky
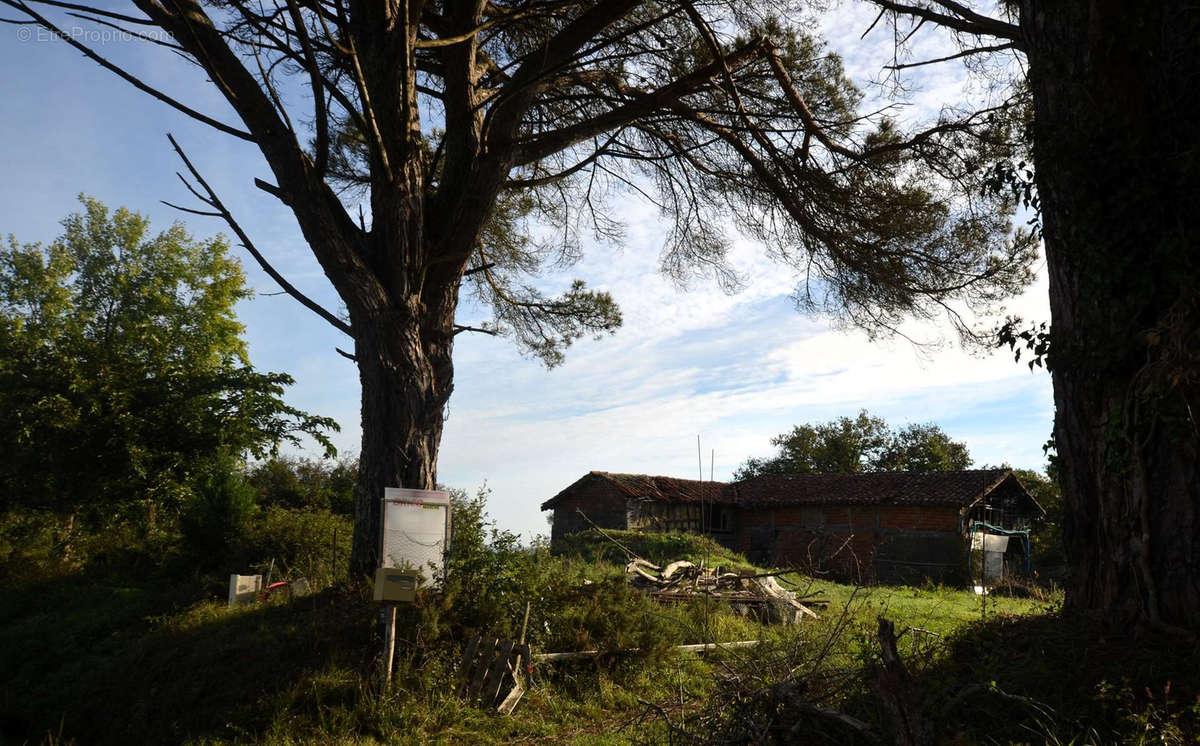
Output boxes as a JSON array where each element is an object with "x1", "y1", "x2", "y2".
[{"x1": 0, "y1": 3, "x2": 1050, "y2": 539}]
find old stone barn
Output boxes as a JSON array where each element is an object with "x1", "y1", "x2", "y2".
[{"x1": 541, "y1": 469, "x2": 1042, "y2": 585}]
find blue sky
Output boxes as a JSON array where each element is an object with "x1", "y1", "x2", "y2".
[{"x1": 0, "y1": 3, "x2": 1051, "y2": 539}]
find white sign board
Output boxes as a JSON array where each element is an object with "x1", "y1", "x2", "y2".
[
  {"x1": 381, "y1": 488, "x2": 450, "y2": 586},
  {"x1": 228, "y1": 574, "x2": 262, "y2": 606},
  {"x1": 970, "y1": 531, "x2": 1010, "y2": 553}
]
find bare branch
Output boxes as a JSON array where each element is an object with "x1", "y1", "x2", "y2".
[
  {"x1": 166, "y1": 133, "x2": 353, "y2": 338},
  {"x1": 2, "y1": 0, "x2": 253, "y2": 140},
  {"x1": 453, "y1": 323, "x2": 500, "y2": 335},
  {"x1": 19, "y1": 0, "x2": 154, "y2": 25},
  {"x1": 885, "y1": 41, "x2": 1016, "y2": 70},
  {"x1": 284, "y1": 0, "x2": 329, "y2": 174},
  {"x1": 867, "y1": 0, "x2": 1023, "y2": 44},
  {"x1": 159, "y1": 200, "x2": 222, "y2": 217},
  {"x1": 254, "y1": 178, "x2": 292, "y2": 206}
]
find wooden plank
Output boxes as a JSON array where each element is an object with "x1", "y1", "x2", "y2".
[
  {"x1": 672, "y1": 641, "x2": 761, "y2": 654},
  {"x1": 382, "y1": 604, "x2": 397, "y2": 687},
  {"x1": 496, "y1": 677, "x2": 525, "y2": 715},
  {"x1": 481, "y1": 639, "x2": 516, "y2": 705},
  {"x1": 466, "y1": 638, "x2": 496, "y2": 699},
  {"x1": 457, "y1": 635, "x2": 482, "y2": 695},
  {"x1": 533, "y1": 639, "x2": 761, "y2": 662}
]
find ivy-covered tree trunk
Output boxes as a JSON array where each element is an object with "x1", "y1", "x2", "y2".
[{"x1": 1023, "y1": 1, "x2": 1200, "y2": 629}]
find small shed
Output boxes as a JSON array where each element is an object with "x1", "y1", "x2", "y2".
[{"x1": 542, "y1": 471, "x2": 727, "y2": 546}]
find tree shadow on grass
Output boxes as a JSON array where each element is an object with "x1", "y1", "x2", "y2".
[
  {"x1": 0, "y1": 570, "x2": 379, "y2": 746},
  {"x1": 906, "y1": 611, "x2": 1200, "y2": 743}
]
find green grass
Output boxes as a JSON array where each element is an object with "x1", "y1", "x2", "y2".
[
  {"x1": 784, "y1": 573, "x2": 1055, "y2": 637},
  {"x1": 16, "y1": 530, "x2": 1160, "y2": 746}
]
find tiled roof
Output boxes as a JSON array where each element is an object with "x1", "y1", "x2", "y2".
[
  {"x1": 729, "y1": 469, "x2": 1016, "y2": 508},
  {"x1": 539, "y1": 471, "x2": 728, "y2": 510},
  {"x1": 541, "y1": 469, "x2": 1030, "y2": 511}
]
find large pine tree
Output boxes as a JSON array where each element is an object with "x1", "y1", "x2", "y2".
[{"x1": 4, "y1": 0, "x2": 1034, "y2": 575}]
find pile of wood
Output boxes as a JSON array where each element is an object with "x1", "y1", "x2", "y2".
[
  {"x1": 624, "y1": 558, "x2": 824, "y2": 624},
  {"x1": 458, "y1": 635, "x2": 530, "y2": 714}
]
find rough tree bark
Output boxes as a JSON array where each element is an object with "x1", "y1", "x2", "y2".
[{"x1": 1021, "y1": 0, "x2": 1200, "y2": 630}]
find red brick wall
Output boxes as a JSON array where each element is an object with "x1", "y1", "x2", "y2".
[
  {"x1": 549, "y1": 481, "x2": 629, "y2": 546},
  {"x1": 734, "y1": 503, "x2": 962, "y2": 583},
  {"x1": 878, "y1": 506, "x2": 958, "y2": 532}
]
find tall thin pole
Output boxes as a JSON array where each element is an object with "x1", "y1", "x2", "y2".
[
  {"x1": 697, "y1": 435, "x2": 704, "y2": 534},
  {"x1": 383, "y1": 603, "x2": 397, "y2": 686}
]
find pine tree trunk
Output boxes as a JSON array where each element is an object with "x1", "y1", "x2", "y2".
[
  {"x1": 343, "y1": 166, "x2": 464, "y2": 577},
  {"x1": 1022, "y1": 0, "x2": 1200, "y2": 629},
  {"x1": 347, "y1": 303, "x2": 456, "y2": 577}
]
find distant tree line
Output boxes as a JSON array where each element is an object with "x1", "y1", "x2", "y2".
[{"x1": 735, "y1": 410, "x2": 973, "y2": 479}]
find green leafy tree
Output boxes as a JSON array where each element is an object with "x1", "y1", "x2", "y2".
[
  {"x1": 736, "y1": 411, "x2": 890, "y2": 478},
  {"x1": 180, "y1": 451, "x2": 260, "y2": 557},
  {"x1": 0, "y1": 197, "x2": 337, "y2": 535},
  {"x1": 875, "y1": 423, "x2": 973, "y2": 473},
  {"x1": 736, "y1": 411, "x2": 971, "y2": 479}
]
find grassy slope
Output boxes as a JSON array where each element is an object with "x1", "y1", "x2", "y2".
[{"x1": 0, "y1": 531, "x2": 1082, "y2": 745}]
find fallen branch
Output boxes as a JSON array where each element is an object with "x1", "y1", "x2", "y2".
[
  {"x1": 533, "y1": 639, "x2": 761, "y2": 662},
  {"x1": 768, "y1": 682, "x2": 877, "y2": 738}
]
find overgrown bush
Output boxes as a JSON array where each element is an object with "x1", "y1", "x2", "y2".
[
  {"x1": 0, "y1": 510, "x2": 65, "y2": 580},
  {"x1": 439, "y1": 486, "x2": 536, "y2": 635},
  {"x1": 233, "y1": 506, "x2": 352, "y2": 589},
  {"x1": 245, "y1": 455, "x2": 357, "y2": 515},
  {"x1": 383, "y1": 487, "x2": 701, "y2": 694},
  {"x1": 180, "y1": 455, "x2": 257, "y2": 560}
]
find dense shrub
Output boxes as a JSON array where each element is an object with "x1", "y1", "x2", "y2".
[
  {"x1": 233, "y1": 506, "x2": 352, "y2": 589},
  {"x1": 180, "y1": 455, "x2": 258, "y2": 560},
  {"x1": 439, "y1": 486, "x2": 535, "y2": 635},
  {"x1": 245, "y1": 455, "x2": 357, "y2": 515},
  {"x1": 386, "y1": 488, "x2": 693, "y2": 680},
  {"x1": 0, "y1": 510, "x2": 64, "y2": 579}
]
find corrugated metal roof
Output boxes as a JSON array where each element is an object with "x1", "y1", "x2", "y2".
[{"x1": 541, "y1": 469, "x2": 1028, "y2": 511}]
